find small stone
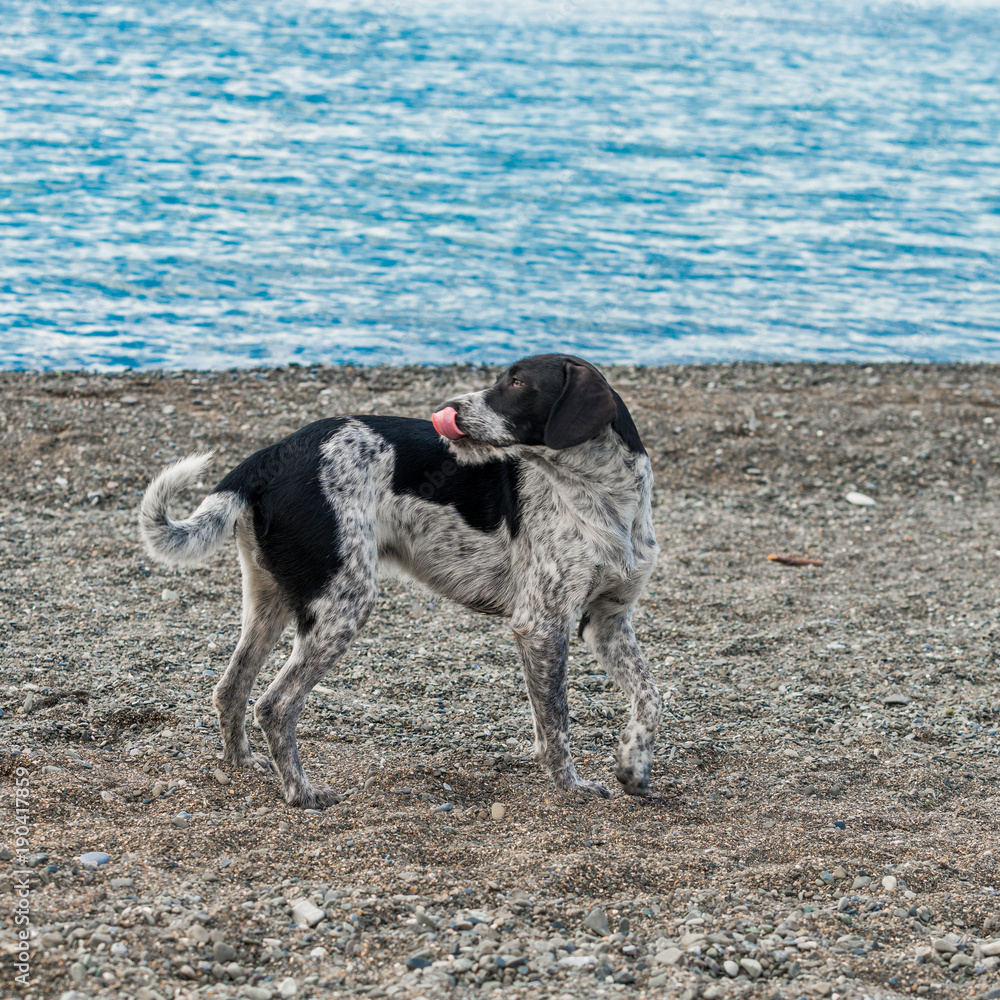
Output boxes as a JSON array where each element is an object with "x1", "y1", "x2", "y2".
[
  {"x1": 0, "y1": 848, "x2": 12, "y2": 861},
  {"x1": 110, "y1": 877, "x2": 134, "y2": 889},
  {"x1": 100, "y1": 790, "x2": 115, "y2": 803},
  {"x1": 724, "y1": 959, "x2": 740, "y2": 977},
  {"x1": 161, "y1": 589, "x2": 180, "y2": 602},
  {"x1": 172, "y1": 816, "x2": 189, "y2": 829},
  {"x1": 80, "y1": 852, "x2": 109, "y2": 868},
  {"x1": 406, "y1": 951, "x2": 433, "y2": 970},
  {"x1": 242, "y1": 989, "x2": 273, "y2": 1000},
  {"x1": 649, "y1": 974, "x2": 669, "y2": 988},
  {"x1": 69, "y1": 961, "x2": 86, "y2": 984},
  {"x1": 490, "y1": 802, "x2": 506, "y2": 821},
  {"x1": 583, "y1": 906, "x2": 611, "y2": 936},
  {"x1": 845, "y1": 491, "x2": 876, "y2": 506},
  {"x1": 212, "y1": 941, "x2": 237, "y2": 963},
  {"x1": 932, "y1": 937, "x2": 957, "y2": 954},
  {"x1": 213, "y1": 768, "x2": 231, "y2": 785},
  {"x1": 740, "y1": 957, "x2": 763, "y2": 978},
  {"x1": 277, "y1": 977, "x2": 298, "y2": 998},
  {"x1": 832, "y1": 866, "x2": 848, "y2": 879},
  {"x1": 949, "y1": 952, "x2": 973, "y2": 968},
  {"x1": 290, "y1": 898, "x2": 325, "y2": 928},
  {"x1": 110, "y1": 942, "x2": 128, "y2": 958},
  {"x1": 134, "y1": 988, "x2": 166, "y2": 1000},
  {"x1": 655, "y1": 947, "x2": 683, "y2": 967},
  {"x1": 177, "y1": 964, "x2": 197, "y2": 979},
  {"x1": 559, "y1": 955, "x2": 596, "y2": 968},
  {"x1": 852, "y1": 875, "x2": 871, "y2": 889},
  {"x1": 981, "y1": 940, "x2": 1000, "y2": 957},
  {"x1": 618, "y1": 916, "x2": 630, "y2": 935},
  {"x1": 433, "y1": 802, "x2": 454, "y2": 813},
  {"x1": 884, "y1": 693, "x2": 911, "y2": 706},
  {"x1": 882, "y1": 875, "x2": 898, "y2": 891},
  {"x1": 120, "y1": 395, "x2": 138, "y2": 405}
]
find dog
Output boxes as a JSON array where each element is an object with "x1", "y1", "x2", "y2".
[{"x1": 139, "y1": 354, "x2": 661, "y2": 808}]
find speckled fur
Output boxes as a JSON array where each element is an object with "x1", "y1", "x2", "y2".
[{"x1": 140, "y1": 355, "x2": 660, "y2": 807}]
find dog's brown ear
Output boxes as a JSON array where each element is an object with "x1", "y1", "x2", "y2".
[{"x1": 543, "y1": 361, "x2": 617, "y2": 449}]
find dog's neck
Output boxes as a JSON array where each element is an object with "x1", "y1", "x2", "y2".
[
  {"x1": 522, "y1": 426, "x2": 640, "y2": 487},
  {"x1": 519, "y1": 426, "x2": 648, "y2": 540}
]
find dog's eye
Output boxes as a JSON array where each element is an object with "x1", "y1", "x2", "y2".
[{"x1": 511, "y1": 377, "x2": 525, "y2": 387}]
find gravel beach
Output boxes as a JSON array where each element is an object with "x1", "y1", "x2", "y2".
[{"x1": 2, "y1": 361, "x2": 999, "y2": 1000}]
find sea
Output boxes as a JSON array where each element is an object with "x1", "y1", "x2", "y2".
[{"x1": 1, "y1": 0, "x2": 998, "y2": 371}]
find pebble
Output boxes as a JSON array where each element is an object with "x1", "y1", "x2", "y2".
[
  {"x1": 932, "y1": 937, "x2": 957, "y2": 954},
  {"x1": 290, "y1": 898, "x2": 326, "y2": 928},
  {"x1": 490, "y1": 802, "x2": 506, "y2": 821},
  {"x1": 740, "y1": 957, "x2": 763, "y2": 978},
  {"x1": 79, "y1": 852, "x2": 109, "y2": 868},
  {"x1": 982, "y1": 940, "x2": 1000, "y2": 957},
  {"x1": 242, "y1": 988, "x2": 273, "y2": 1000},
  {"x1": 277, "y1": 977, "x2": 298, "y2": 998},
  {"x1": 559, "y1": 954, "x2": 596, "y2": 968},
  {"x1": 724, "y1": 959, "x2": 740, "y2": 977},
  {"x1": 212, "y1": 941, "x2": 237, "y2": 963},
  {"x1": 655, "y1": 947, "x2": 683, "y2": 967},
  {"x1": 845, "y1": 491, "x2": 876, "y2": 506},
  {"x1": 583, "y1": 906, "x2": 611, "y2": 937},
  {"x1": 161, "y1": 589, "x2": 180, "y2": 602},
  {"x1": 884, "y1": 693, "x2": 911, "y2": 706},
  {"x1": 882, "y1": 875, "x2": 898, "y2": 891},
  {"x1": 213, "y1": 768, "x2": 231, "y2": 785}
]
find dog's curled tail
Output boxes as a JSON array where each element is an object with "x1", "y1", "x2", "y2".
[{"x1": 139, "y1": 453, "x2": 244, "y2": 567}]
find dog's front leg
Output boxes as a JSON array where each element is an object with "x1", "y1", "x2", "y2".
[
  {"x1": 512, "y1": 621, "x2": 611, "y2": 798},
  {"x1": 580, "y1": 600, "x2": 661, "y2": 796}
]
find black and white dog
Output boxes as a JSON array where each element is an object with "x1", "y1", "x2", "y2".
[{"x1": 140, "y1": 354, "x2": 661, "y2": 808}]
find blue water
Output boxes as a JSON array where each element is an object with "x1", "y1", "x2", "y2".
[{"x1": 1, "y1": 0, "x2": 998, "y2": 371}]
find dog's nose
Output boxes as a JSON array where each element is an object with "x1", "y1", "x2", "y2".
[{"x1": 432, "y1": 406, "x2": 465, "y2": 440}]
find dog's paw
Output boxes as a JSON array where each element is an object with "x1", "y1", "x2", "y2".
[
  {"x1": 614, "y1": 767, "x2": 651, "y2": 797},
  {"x1": 284, "y1": 784, "x2": 343, "y2": 809},
  {"x1": 569, "y1": 778, "x2": 613, "y2": 799}
]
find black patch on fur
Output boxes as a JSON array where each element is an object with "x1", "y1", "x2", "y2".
[
  {"x1": 213, "y1": 419, "x2": 349, "y2": 620},
  {"x1": 360, "y1": 416, "x2": 522, "y2": 538},
  {"x1": 480, "y1": 354, "x2": 646, "y2": 454},
  {"x1": 609, "y1": 388, "x2": 646, "y2": 456}
]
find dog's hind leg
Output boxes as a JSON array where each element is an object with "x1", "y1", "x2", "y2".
[
  {"x1": 513, "y1": 621, "x2": 611, "y2": 799},
  {"x1": 579, "y1": 599, "x2": 661, "y2": 796},
  {"x1": 213, "y1": 538, "x2": 291, "y2": 772},
  {"x1": 253, "y1": 564, "x2": 378, "y2": 809}
]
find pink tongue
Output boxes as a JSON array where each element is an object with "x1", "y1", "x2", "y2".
[{"x1": 432, "y1": 406, "x2": 465, "y2": 440}]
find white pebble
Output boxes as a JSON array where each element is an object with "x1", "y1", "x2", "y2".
[{"x1": 845, "y1": 491, "x2": 876, "y2": 506}]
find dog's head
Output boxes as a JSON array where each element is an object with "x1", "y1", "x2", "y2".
[{"x1": 432, "y1": 354, "x2": 643, "y2": 458}]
